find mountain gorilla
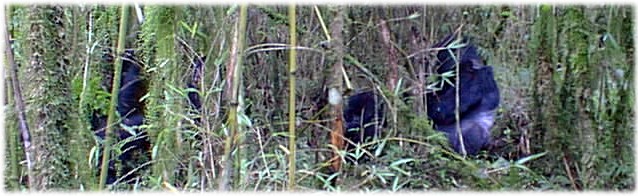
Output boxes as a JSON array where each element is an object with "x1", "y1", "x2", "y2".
[
  {"x1": 340, "y1": 33, "x2": 499, "y2": 158},
  {"x1": 186, "y1": 56, "x2": 204, "y2": 125},
  {"x1": 91, "y1": 49, "x2": 150, "y2": 184},
  {"x1": 342, "y1": 90, "x2": 386, "y2": 163},
  {"x1": 426, "y1": 33, "x2": 500, "y2": 155}
]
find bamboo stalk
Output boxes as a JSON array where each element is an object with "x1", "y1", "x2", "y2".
[
  {"x1": 287, "y1": 3, "x2": 297, "y2": 190},
  {"x1": 219, "y1": 4, "x2": 248, "y2": 191},
  {"x1": 98, "y1": 5, "x2": 129, "y2": 190},
  {"x1": 453, "y1": 31, "x2": 467, "y2": 157}
]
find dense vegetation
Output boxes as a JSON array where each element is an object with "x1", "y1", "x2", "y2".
[{"x1": 3, "y1": 4, "x2": 634, "y2": 191}]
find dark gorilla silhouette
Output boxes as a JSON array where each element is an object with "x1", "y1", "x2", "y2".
[
  {"x1": 426, "y1": 33, "x2": 500, "y2": 155},
  {"x1": 186, "y1": 56, "x2": 204, "y2": 125},
  {"x1": 336, "y1": 33, "x2": 499, "y2": 160},
  {"x1": 117, "y1": 51, "x2": 145, "y2": 117},
  {"x1": 92, "y1": 49, "x2": 149, "y2": 184},
  {"x1": 342, "y1": 90, "x2": 386, "y2": 162}
]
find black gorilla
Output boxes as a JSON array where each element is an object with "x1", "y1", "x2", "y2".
[
  {"x1": 339, "y1": 34, "x2": 499, "y2": 158},
  {"x1": 117, "y1": 50, "x2": 146, "y2": 118},
  {"x1": 92, "y1": 49, "x2": 149, "y2": 184},
  {"x1": 186, "y1": 56, "x2": 204, "y2": 124},
  {"x1": 426, "y1": 33, "x2": 500, "y2": 155},
  {"x1": 342, "y1": 90, "x2": 385, "y2": 162}
]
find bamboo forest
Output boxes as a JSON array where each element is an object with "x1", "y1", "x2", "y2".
[{"x1": 2, "y1": 4, "x2": 635, "y2": 192}]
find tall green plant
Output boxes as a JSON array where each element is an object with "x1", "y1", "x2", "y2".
[
  {"x1": 219, "y1": 4, "x2": 248, "y2": 191},
  {"x1": 142, "y1": 5, "x2": 181, "y2": 185},
  {"x1": 69, "y1": 5, "x2": 97, "y2": 189},
  {"x1": 98, "y1": 5, "x2": 129, "y2": 190},
  {"x1": 287, "y1": 4, "x2": 298, "y2": 190}
]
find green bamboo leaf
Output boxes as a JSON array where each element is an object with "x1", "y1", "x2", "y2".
[
  {"x1": 515, "y1": 152, "x2": 547, "y2": 165},
  {"x1": 390, "y1": 158, "x2": 414, "y2": 167}
]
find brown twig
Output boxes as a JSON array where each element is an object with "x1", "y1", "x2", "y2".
[
  {"x1": 4, "y1": 9, "x2": 35, "y2": 190},
  {"x1": 562, "y1": 155, "x2": 580, "y2": 190},
  {"x1": 378, "y1": 19, "x2": 398, "y2": 92}
]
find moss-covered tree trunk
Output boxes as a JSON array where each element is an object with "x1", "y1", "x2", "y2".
[
  {"x1": 559, "y1": 6, "x2": 594, "y2": 189},
  {"x1": 529, "y1": 4, "x2": 558, "y2": 168},
  {"x1": 67, "y1": 5, "x2": 96, "y2": 189},
  {"x1": 142, "y1": 6, "x2": 182, "y2": 184},
  {"x1": 92, "y1": 6, "x2": 120, "y2": 91},
  {"x1": 594, "y1": 5, "x2": 635, "y2": 189},
  {"x1": 24, "y1": 5, "x2": 74, "y2": 190}
]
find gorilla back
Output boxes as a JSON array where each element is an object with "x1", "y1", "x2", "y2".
[
  {"x1": 117, "y1": 50, "x2": 146, "y2": 117},
  {"x1": 186, "y1": 56, "x2": 204, "y2": 124},
  {"x1": 343, "y1": 90, "x2": 386, "y2": 162},
  {"x1": 92, "y1": 49, "x2": 150, "y2": 184}
]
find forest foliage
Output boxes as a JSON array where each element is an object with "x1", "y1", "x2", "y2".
[{"x1": 2, "y1": 4, "x2": 634, "y2": 191}]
